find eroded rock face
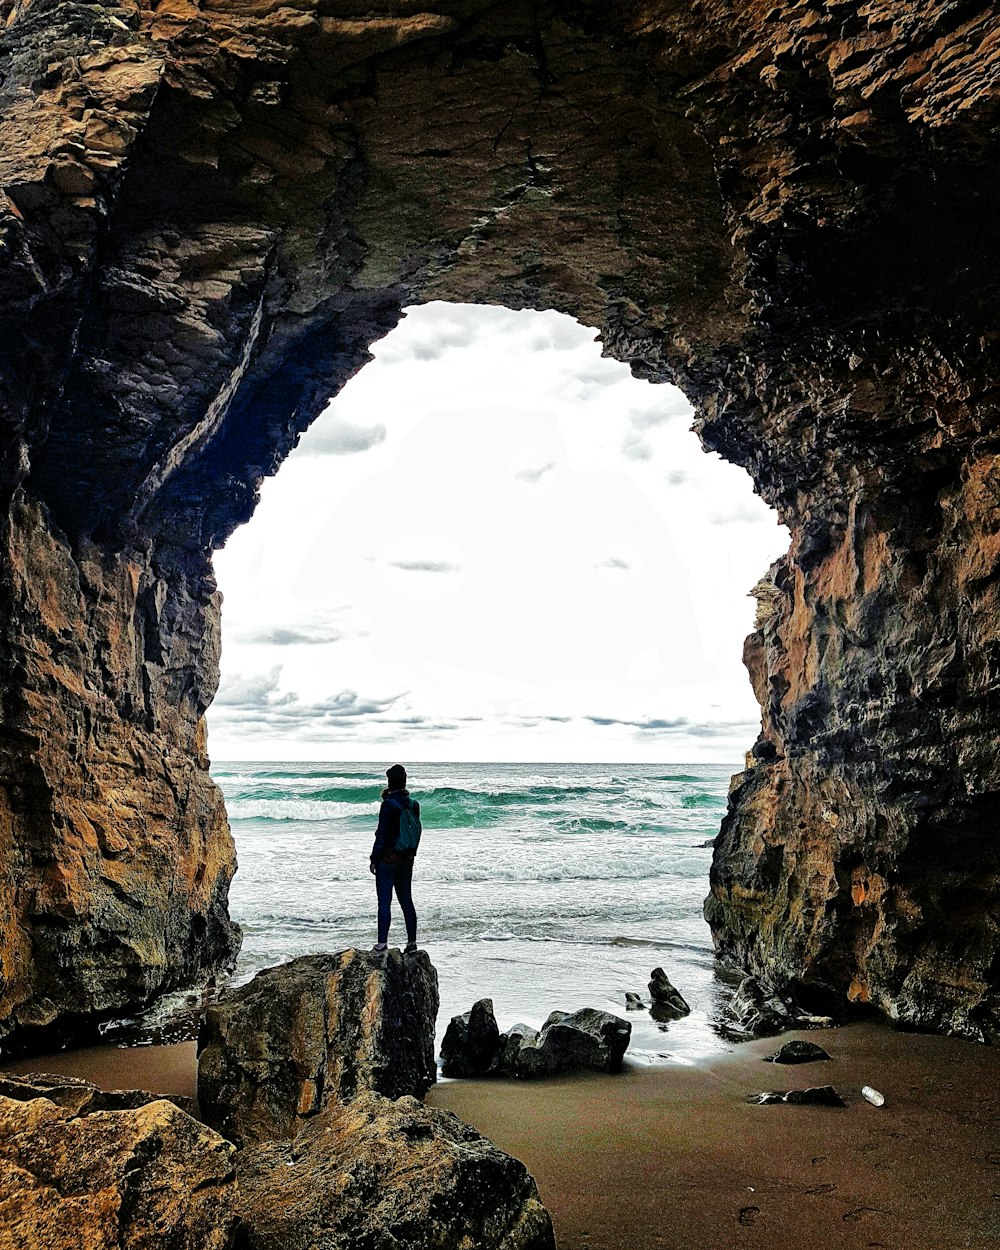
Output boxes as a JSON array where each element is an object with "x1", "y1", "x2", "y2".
[
  {"x1": 0, "y1": 0, "x2": 997, "y2": 1044},
  {"x1": 0, "y1": 1075, "x2": 239, "y2": 1249},
  {"x1": 441, "y1": 997, "x2": 501, "y2": 1078},
  {"x1": 236, "y1": 1091, "x2": 555, "y2": 1250},
  {"x1": 500, "y1": 1008, "x2": 632, "y2": 1078},
  {"x1": 198, "y1": 949, "x2": 438, "y2": 1147},
  {"x1": 0, "y1": 495, "x2": 240, "y2": 1054},
  {"x1": 648, "y1": 968, "x2": 691, "y2": 1021}
]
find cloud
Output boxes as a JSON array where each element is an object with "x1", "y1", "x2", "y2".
[
  {"x1": 628, "y1": 405, "x2": 675, "y2": 430},
  {"x1": 596, "y1": 556, "x2": 631, "y2": 571},
  {"x1": 513, "y1": 461, "x2": 555, "y2": 484},
  {"x1": 301, "y1": 418, "x2": 386, "y2": 456},
  {"x1": 569, "y1": 364, "x2": 629, "y2": 401},
  {"x1": 388, "y1": 559, "x2": 461, "y2": 574},
  {"x1": 528, "y1": 320, "x2": 596, "y2": 353},
  {"x1": 666, "y1": 469, "x2": 690, "y2": 486},
  {"x1": 376, "y1": 305, "x2": 480, "y2": 364},
  {"x1": 212, "y1": 679, "x2": 408, "y2": 738},
  {"x1": 215, "y1": 666, "x2": 291, "y2": 710},
  {"x1": 709, "y1": 500, "x2": 768, "y2": 525},
  {"x1": 584, "y1": 714, "x2": 757, "y2": 737},
  {"x1": 621, "y1": 432, "x2": 652, "y2": 461},
  {"x1": 234, "y1": 626, "x2": 344, "y2": 647}
]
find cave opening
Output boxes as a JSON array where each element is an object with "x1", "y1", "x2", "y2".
[{"x1": 207, "y1": 300, "x2": 788, "y2": 1055}]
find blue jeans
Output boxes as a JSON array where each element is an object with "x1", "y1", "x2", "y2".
[{"x1": 375, "y1": 862, "x2": 417, "y2": 945}]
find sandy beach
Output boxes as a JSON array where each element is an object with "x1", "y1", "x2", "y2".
[{"x1": 5, "y1": 1020, "x2": 998, "y2": 1250}]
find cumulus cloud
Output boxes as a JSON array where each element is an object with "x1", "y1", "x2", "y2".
[
  {"x1": 388, "y1": 559, "x2": 461, "y2": 574},
  {"x1": 300, "y1": 418, "x2": 386, "y2": 456},
  {"x1": 513, "y1": 461, "x2": 555, "y2": 484},
  {"x1": 212, "y1": 676, "x2": 409, "y2": 738},
  {"x1": 528, "y1": 318, "x2": 596, "y2": 353},
  {"x1": 375, "y1": 304, "x2": 481, "y2": 364}
]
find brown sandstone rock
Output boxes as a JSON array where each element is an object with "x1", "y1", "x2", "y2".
[
  {"x1": 0, "y1": 1077, "x2": 239, "y2": 1250},
  {"x1": 235, "y1": 1090, "x2": 555, "y2": 1250},
  {"x1": 0, "y1": 0, "x2": 997, "y2": 1047},
  {"x1": 198, "y1": 948, "x2": 438, "y2": 1147}
]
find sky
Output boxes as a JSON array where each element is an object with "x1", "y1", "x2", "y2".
[{"x1": 207, "y1": 302, "x2": 789, "y2": 763}]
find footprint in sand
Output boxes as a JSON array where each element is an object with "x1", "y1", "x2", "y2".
[
  {"x1": 843, "y1": 1207, "x2": 886, "y2": 1222},
  {"x1": 738, "y1": 1206, "x2": 761, "y2": 1226},
  {"x1": 806, "y1": 1183, "x2": 837, "y2": 1194}
]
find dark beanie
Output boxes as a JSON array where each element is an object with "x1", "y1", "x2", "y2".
[{"x1": 386, "y1": 763, "x2": 407, "y2": 790}]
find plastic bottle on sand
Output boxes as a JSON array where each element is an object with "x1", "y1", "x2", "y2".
[{"x1": 861, "y1": 1086, "x2": 885, "y2": 1106}]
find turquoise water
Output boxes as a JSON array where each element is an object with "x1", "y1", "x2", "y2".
[{"x1": 216, "y1": 761, "x2": 740, "y2": 1064}]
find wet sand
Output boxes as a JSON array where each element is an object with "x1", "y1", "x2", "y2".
[
  {"x1": 3, "y1": 1039, "x2": 199, "y2": 1101},
  {"x1": 4, "y1": 1023, "x2": 999, "y2": 1250},
  {"x1": 430, "y1": 1022, "x2": 1000, "y2": 1250}
]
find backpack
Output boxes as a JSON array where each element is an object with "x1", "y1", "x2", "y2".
[{"x1": 388, "y1": 796, "x2": 422, "y2": 852}]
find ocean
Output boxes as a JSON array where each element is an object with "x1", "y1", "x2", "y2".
[{"x1": 216, "y1": 760, "x2": 742, "y2": 1065}]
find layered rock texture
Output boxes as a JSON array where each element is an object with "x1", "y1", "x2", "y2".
[
  {"x1": 198, "y1": 948, "x2": 439, "y2": 1147},
  {"x1": 0, "y1": 0, "x2": 998, "y2": 1045},
  {"x1": 0, "y1": 1074, "x2": 239, "y2": 1250},
  {"x1": 442, "y1": 999, "x2": 633, "y2": 1077},
  {"x1": 1, "y1": 953, "x2": 554, "y2": 1249},
  {"x1": 235, "y1": 1091, "x2": 555, "y2": 1250}
]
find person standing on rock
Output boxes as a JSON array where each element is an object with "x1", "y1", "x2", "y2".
[{"x1": 370, "y1": 763, "x2": 421, "y2": 953}]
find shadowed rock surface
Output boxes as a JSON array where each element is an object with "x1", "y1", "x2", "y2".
[
  {"x1": 648, "y1": 968, "x2": 691, "y2": 1021},
  {"x1": 500, "y1": 1008, "x2": 632, "y2": 1077},
  {"x1": 0, "y1": 0, "x2": 998, "y2": 1047},
  {"x1": 0, "y1": 1069, "x2": 196, "y2": 1117},
  {"x1": 236, "y1": 1091, "x2": 555, "y2": 1250},
  {"x1": 0, "y1": 1075, "x2": 239, "y2": 1249},
  {"x1": 0, "y1": 972, "x2": 554, "y2": 1250},
  {"x1": 198, "y1": 948, "x2": 438, "y2": 1148},
  {"x1": 441, "y1": 997, "x2": 501, "y2": 1077},
  {"x1": 723, "y1": 975, "x2": 797, "y2": 1039},
  {"x1": 766, "y1": 1040, "x2": 832, "y2": 1064}
]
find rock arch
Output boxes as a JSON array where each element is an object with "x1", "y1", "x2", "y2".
[{"x1": 0, "y1": 0, "x2": 997, "y2": 1049}]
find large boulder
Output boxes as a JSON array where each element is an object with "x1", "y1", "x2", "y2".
[
  {"x1": 500, "y1": 1009, "x2": 631, "y2": 1078},
  {"x1": 198, "y1": 948, "x2": 438, "y2": 1147},
  {"x1": 441, "y1": 998, "x2": 501, "y2": 1077},
  {"x1": 236, "y1": 1090, "x2": 555, "y2": 1250},
  {"x1": 0, "y1": 1075, "x2": 238, "y2": 1250}
]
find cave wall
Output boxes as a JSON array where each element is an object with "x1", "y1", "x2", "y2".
[{"x1": 0, "y1": 0, "x2": 997, "y2": 1048}]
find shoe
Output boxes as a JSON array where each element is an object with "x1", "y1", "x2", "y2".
[
  {"x1": 404, "y1": 941, "x2": 418, "y2": 954},
  {"x1": 371, "y1": 942, "x2": 388, "y2": 952}
]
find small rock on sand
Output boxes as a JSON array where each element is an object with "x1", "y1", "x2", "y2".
[
  {"x1": 765, "y1": 1040, "x2": 831, "y2": 1064},
  {"x1": 747, "y1": 1085, "x2": 846, "y2": 1107}
]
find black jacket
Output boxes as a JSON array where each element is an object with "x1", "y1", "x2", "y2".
[{"x1": 370, "y1": 788, "x2": 419, "y2": 866}]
